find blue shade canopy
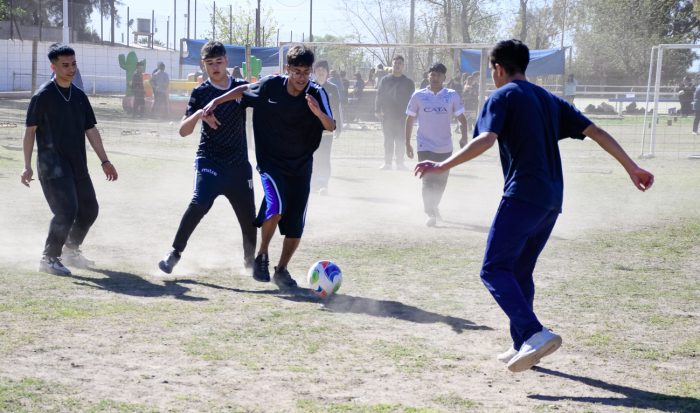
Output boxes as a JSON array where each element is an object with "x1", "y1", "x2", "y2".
[
  {"x1": 460, "y1": 48, "x2": 566, "y2": 76},
  {"x1": 182, "y1": 39, "x2": 285, "y2": 67}
]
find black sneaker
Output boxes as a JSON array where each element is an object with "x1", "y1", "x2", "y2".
[
  {"x1": 253, "y1": 253, "x2": 270, "y2": 282},
  {"x1": 273, "y1": 266, "x2": 298, "y2": 289},
  {"x1": 158, "y1": 250, "x2": 181, "y2": 274},
  {"x1": 39, "y1": 256, "x2": 72, "y2": 276}
]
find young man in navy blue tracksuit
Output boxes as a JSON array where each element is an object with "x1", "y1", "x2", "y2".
[
  {"x1": 415, "y1": 40, "x2": 654, "y2": 373},
  {"x1": 158, "y1": 41, "x2": 256, "y2": 275}
]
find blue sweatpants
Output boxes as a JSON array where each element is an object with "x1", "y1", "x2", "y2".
[{"x1": 480, "y1": 197, "x2": 559, "y2": 350}]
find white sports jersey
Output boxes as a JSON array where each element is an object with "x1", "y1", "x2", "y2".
[{"x1": 406, "y1": 87, "x2": 465, "y2": 153}]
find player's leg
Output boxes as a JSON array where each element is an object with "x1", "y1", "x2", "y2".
[
  {"x1": 159, "y1": 159, "x2": 219, "y2": 274},
  {"x1": 273, "y1": 174, "x2": 310, "y2": 289},
  {"x1": 252, "y1": 169, "x2": 286, "y2": 282},
  {"x1": 223, "y1": 162, "x2": 257, "y2": 271},
  {"x1": 39, "y1": 176, "x2": 79, "y2": 275},
  {"x1": 390, "y1": 119, "x2": 406, "y2": 169},
  {"x1": 63, "y1": 176, "x2": 99, "y2": 268},
  {"x1": 311, "y1": 134, "x2": 333, "y2": 193},
  {"x1": 418, "y1": 151, "x2": 451, "y2": 225},
  {"x1": 380, "y1": 118, "x2": 393, "y2": 169}
]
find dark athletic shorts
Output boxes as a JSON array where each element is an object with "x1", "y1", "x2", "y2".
[{"x1": 255, "y1": 167, "x2": 310, "y2": 238}]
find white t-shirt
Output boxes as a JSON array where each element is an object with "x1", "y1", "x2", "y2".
[{"x1": 406, "y1": 87, "x2": 464, "y2": 153}]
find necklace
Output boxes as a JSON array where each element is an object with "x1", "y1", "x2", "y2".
[{"x1": 53, "y1": 80, "x2": 72, "y2": 102}]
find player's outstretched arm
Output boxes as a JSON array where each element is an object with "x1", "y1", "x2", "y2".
[
  {"x1": 405, "y1": 116, "x2": 415, "y2": 159},
  {"x1": 456, "y1": 113, "x2": 469, "y2": 148},
  {"x1": 414, "y1": 131, "x2": 497, "y2": 178},
  {"x1": 201, "y1": 84, "x2": 249, "y2": 116},
  {"x1": 305, "y1": 94, "x2": 336, "y2": 131},
  {"x1": 86, "y1": 127, "x2": 118, "y2": 181},
  {"x1": 21, "y1": 126, "x2": 36, "y2": 187},
  {"x1": 583, "y1": 124, "x2": 654, "y2": 191}
]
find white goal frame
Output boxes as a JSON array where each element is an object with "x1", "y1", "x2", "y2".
[{"x1": 642, "y1": 43, "x2": 700, "y2": 159}]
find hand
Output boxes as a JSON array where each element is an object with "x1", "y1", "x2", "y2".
[
  {"x1": 406, "y1": 142, "x2": 414, "y2": 159},
  {"x1": 629, "y1": 167, "x2": 654, "y2": 191},
  {"x1": 414, "y1": 161, "x2": 443, "y2": 178},
  {"x1": 305, "y1": 93, "x2": 321, "y2": 116},
  {"x1": 202, "y1": 99, "x2": 219, "y2": 116},
  {"x1": 102, "y1": 162, "x2": 118, "y2": 181},
  {"x1": 202, "y1": 112, "x2": 221, "y2": 130},
  {"x1": 21, "y1": 167, "x2": 33, "y2": 187}
]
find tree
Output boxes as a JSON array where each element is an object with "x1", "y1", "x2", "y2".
[{"x1": 206, "y1": 1, "x2": 278, "y2": 46}]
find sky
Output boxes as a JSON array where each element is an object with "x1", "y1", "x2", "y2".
[{"x1": 88, "y1": 0, "x2": 355, "y2": 47}]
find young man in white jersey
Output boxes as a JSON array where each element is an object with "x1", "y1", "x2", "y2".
[{"x1": 405, "y1": 62, "x2": 468, "y2": 226}]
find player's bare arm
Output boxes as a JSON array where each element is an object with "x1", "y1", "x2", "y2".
[
  {"x1": 415, "y1": 131, "x2": 497, "y2": 178},
  {"x1": 86, "y1": 127, "x2": 118, "y2": 181},
  {"x1": 583, "y1": 124, "x2": 654, "y2": 191},
  {"x1": 457, "y1": 113, "x2": 469, "y2": 147},
  {"x1": 21, "y1": 126, "x2": 37, "y2": 187},
  {"x1": 405, "y1": 115, "x2": 415, "y2": 159},
  {"x1": 179, "y1": 109, "x2": 220, "y2": 135},
  {"x1": 305, "y1": 94, "x2": 336, "y2": 131},
  {"x1": 201, "y1": 84, "x2": 249, "y2": 116}
]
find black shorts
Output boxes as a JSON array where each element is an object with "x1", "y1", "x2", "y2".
[{"x1": 255, "y1": 167, "x2": 310, "y2": 238}]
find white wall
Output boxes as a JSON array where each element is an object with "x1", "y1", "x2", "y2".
[{"x1": 0, "y1": 40, "x2": 200, "y2": 94}]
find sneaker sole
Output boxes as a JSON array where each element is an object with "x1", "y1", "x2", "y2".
[
  {"x1": 39, "y1": 267, "x2": 72, "y2": 276},
  {"x1": 158, "y1": 261, "x2": 173, "y2": 274},
  {"x1": 253, "y1": 274, "x2": 270, "y2": 282},
  {"x1": 507, "y1": 335, "x2": 562, "y2": 373}
]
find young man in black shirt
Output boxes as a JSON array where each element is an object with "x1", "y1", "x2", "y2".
[
  {"x1": 204, "y1": 45, "x2": 336, "y2": 289},
  {"x1": 22, "y1": 44, "x2": 119, "y2": 276},
  {"x1": 158, "y1": 41, "x2": 257, "y2": 275}
]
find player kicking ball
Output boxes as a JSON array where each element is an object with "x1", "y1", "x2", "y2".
[
  {"x1": 158, "y1": 41, "x2": 256, "y2": 275},
  {"x1": 415, "y1": 40, "x2": 654, "y2": 372},
  {"x1": 203, "y1": 45, "x2": 336, "y2": 289}
]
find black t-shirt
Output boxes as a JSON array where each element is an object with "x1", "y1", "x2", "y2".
[
  {"x1": 242, "y1": 75, "x2": 333, "y2": 176},
  {"x1": 186, "y1": 77, "x2": 249, "y2": 166},
  {"x1": 375, "y1": 74, "x2": 415, "y2": 119},
  {"x1": 26, "y1": 80, "x2": 97, "y2": 180}
]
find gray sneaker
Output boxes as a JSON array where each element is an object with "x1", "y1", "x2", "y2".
[
  {"x1": 273, "y1": 266, "x2": 298, "y2": 289},
  {"x1": 39, "y1": 256, "x2": 72, "y2": 276},
  {"x1": 158, "y1": 250, "x2": 181, "y2": 274},
  {"x1": 62, "y1": 248, "x2": 95, "y2": 269},
  {"x1": 253, "y1": 253, "x2": 270, "y2": 282}
]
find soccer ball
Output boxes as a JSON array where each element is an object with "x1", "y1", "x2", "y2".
[{"x1": 307, "y1": 260, "x2": 342, "y2": 297}]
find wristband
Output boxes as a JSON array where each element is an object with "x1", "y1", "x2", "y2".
[{"x1": 101, "y1": 160, "x2": 111, "y2": 166}]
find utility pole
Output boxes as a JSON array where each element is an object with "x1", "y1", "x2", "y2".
[
  {"x1": 187, "y1": 0, "x2": 191, "y2": 39},
  {"x1": 194, "y1": 0, "x2": 198, "y2": 39},
  {"x1": 309, "y1": 0, "x2": 313, "y2": 43},
  {"x1": 408, "y1": 0, "x2": 415, "y2": 79},
  {"x1": 174, "y1": 0, "x2": 177, "y2": 49},
  {"x1": 255, "y1": 0, "x2": 261, "y2": 46},
  {"x1": 212, "y1": 1, "x2": 216, "y2": 39},
  {"x1": 62, "y1": 0, "x2": 68, "y2": 43}
]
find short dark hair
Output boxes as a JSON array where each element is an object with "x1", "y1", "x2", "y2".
[
  {"x1": 287, "y1": 45, "x2": 315, "y2": 67},
  {"x1": 489, "y1": 39, "x2": 529, "y2": 75},
  {"x1": 428, "y1": 63, "x2": 447, "y2": 74},
  {"x1": 201, "y1": 40, "x2": 227, "y2": 60},
  {"x1": 392, "y1": 55, "x2": 405, "y2": 63},
  {"x1": 314, "y1": 59, "x2": 329, "y2": 71},
  {"x1": 47, "y1": 43, "x2": 75, "y2": 63}
]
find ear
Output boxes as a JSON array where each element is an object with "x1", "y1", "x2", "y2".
[{"x1": 50, "y1": 62, "x2": 56, "y2": 72}]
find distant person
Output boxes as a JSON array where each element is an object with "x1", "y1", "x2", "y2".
[
  {"x1": 311, "y1": 59, "x2": 343, "y2": 195},
  {"x1": 415, "y1": 39, "x2": 654, "y2": 373},
  {"x1": 419, "y1": 71, "x2": 429, "y2": 89},
  {"x1": 150, "y1": 62, "x2": 170, "y2": 118},
  {"x1": 21, "y1": 43, "x2": 118, "y2": 276},
  {"x1": 405, "y1": 62, "x2": 468, "y2": 226},
  {"x1": 203, "y1": 45, "x2": 336, "y2": 289},
  {"x1": 131, "y1": 62, "x2": 145, "y2": 117},
  {"x1": 678, "y1": 76, "x2": 694, "y2": 117},
  {"x1": 158, "y1": 40, "x2": 257, "y2": 276},
  {"x1": 231, "y1": 65, "x2": 244, "y2": 79},
  {"x1": 375, "y1": 63, "x2": 386, "y2": 84},
  {"x1": 564, "y1": 73, "x2": 577, "y2": 105},
  {"x1": 375, "y1": 55, "x2": 415, "y2": 170},
  {"x1": 447, "y1": 69, "x2": 462, "y2": 91},
  {"x1": 692, "y1": 82, "x2": 700, "y2": 135},
  {"x1": 328, "y1": 69, "x2": 346, "y2": 105},
  {"x1": 462, "y1": 72, "x2": 480, "y2": 139},
  {"x1": 339, "y1": 70, "x2": 351, "y2": 100},
  {"x1": 367, "y1": 68, "x2": 376, "y2": 87}
]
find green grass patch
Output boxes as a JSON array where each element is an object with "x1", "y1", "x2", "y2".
[{"x1": 296, "y1": 400, "x2": 439, "y2": 413}]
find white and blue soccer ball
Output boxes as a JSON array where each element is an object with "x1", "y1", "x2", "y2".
[{"x1": 307, "y1": 260, "x2": 342, "y2": 297}]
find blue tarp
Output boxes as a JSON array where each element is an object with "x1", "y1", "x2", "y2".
[
  {"x1": 460, "y1": 48, "x2": 566, "y2": 76},
  {"x1": 182, "y1": 39, "x2": 284, "y2": 67}
]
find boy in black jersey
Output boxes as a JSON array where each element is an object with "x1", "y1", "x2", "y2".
[
  {"x1": 22, "y1": 44, "x2": 119, "y2": 276},
  {"x1": 204, "y1": 45, "x2": 336, "y2": 289},
  {"x1": 158, "y1": 41, "x2": 257, "y2": 275}
]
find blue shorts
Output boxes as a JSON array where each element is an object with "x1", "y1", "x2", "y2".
[{"x1": 255, "y1": 167, "x2": 310, "y2": 238}]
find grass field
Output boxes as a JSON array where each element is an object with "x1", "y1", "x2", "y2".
[{"x1": 0, "y1": 96, "x2": 699, "y2": 412}]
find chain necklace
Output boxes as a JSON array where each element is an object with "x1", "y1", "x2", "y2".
[{"x1": 53, "y1": 80, "x2": 72, "y2": 102}]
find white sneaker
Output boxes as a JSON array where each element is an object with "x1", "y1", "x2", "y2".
[
  {"x1": 62, "y1": 248, "x2": 95, "y2": 269},
  {"x1": 507, "y1": 328, "x2": 562, "y2": 373},
  {"x1": 425, "y1": 216, "x2": 437, "y2": 227},
  {"x1": 497, "y1": 347, "x2": 518, "y2": 363},
  {"x1": 38, "y1": 256, "x2": 72, "y2": 276}
]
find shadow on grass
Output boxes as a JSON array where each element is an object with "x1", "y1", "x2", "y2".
[
  {"x1": 65, "y1": 268, "x2": 207, "y2": 301},
  {"x1": 530, "y1": 366, "x2": 700, "y2": 413},
  {"x1": 181, "y1": 280, "x2": 490, "y2": 333}
]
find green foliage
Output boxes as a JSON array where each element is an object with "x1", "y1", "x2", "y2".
[{"x1": 206, "y1": 0, "x2": 279, "y2": 46}]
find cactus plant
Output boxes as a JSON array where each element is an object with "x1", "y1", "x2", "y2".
[
  {"x1": 119, "y1": 52, "x2": 146, "y2": 95},
  {"x1": 242, "y1": 56, "x2": 263, "y2": 79}
]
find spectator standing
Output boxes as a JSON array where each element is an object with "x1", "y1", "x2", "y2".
[
  {"x1": 150, "y1": 62, "x2": 170, "y2": 118},
  {"x1": 564, "y1": 74, "x2": 577, "y2": 106}
]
